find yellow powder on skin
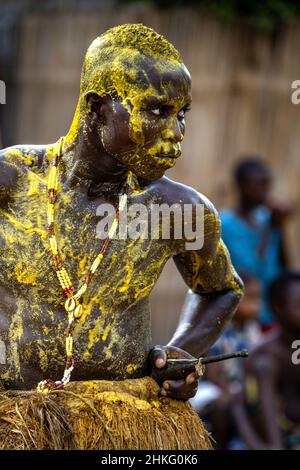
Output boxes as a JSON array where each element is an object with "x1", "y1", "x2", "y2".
[
  {"x1": 0, "y1": 24, "x2": 242, "y2": 387},
  {"x1": 65, "y1": 24, "x2": 184, "y2": 162}
]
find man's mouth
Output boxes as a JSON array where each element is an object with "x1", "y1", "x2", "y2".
[{"x1": 157, "y1": 151, "x2": 181, "y2": 159}]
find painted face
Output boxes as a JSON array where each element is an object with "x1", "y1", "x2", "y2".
[{"x1": 99, "y1": 57, "x2": 192, "y2": 180}]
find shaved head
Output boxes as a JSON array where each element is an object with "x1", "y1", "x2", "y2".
[{"x1": 80, "y1": 23, "x2": 181, "y2": 98}]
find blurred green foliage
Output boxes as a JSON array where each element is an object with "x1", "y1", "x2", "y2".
[{"x1": 122, "y1": 0, "x2": 300, "y2": 31}]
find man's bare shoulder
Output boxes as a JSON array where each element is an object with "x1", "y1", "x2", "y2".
[
  {"x1": 0, "y1": 143, "x2": 53, "y2": 173},
  {"x1": 0, "y1": 144, "x2": 56, "y2": 201},
  {"x1": 155, "y1": 176, "x2": 218, "y2": 215}
]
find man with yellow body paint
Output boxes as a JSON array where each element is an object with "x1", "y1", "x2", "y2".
[{"x1": 0, "y1": 24, "x2": 243, "y2": 401}]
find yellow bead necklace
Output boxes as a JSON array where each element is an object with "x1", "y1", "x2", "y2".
[{"x1": 37, "y1": 137, "x2": 133, "y2": 393}]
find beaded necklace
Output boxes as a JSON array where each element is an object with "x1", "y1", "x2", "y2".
[{"x1": 37, "y1": 138, "x2": 133, "y2": 393}]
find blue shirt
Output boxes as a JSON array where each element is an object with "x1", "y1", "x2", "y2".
[{"x1": 220, "y1": 207, "x2": 282, "y2": 325}]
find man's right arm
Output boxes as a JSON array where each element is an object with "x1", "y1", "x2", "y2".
[{"x1": 0, "y1": 149, "x2": 19, "y2": 201}]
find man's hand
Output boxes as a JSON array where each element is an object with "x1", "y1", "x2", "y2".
[{"x1": 149, "y1": 345, "x2": 198, "y2": 401}]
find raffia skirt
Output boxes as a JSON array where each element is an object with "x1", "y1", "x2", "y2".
[{"x1": 0, "y1": 376, "x2": 212, "y2": 450}]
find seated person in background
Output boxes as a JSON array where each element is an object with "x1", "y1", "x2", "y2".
[
  {"x1": 232, "y1": 271, "x2": 300, "y2": 450},
  {"x1": 190, "y1": 273, "x2": 262, "y2": 449},
  {"x1": 220, "y1": 157, "x2": 293, "y2": 330}
]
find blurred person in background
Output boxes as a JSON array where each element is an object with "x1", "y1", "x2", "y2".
[
  {"x1": 232, "y1": 271, "x2": 300, "y2": 450},
  {"x1": 220, "y1": 157, "x2": 293, "y2": 330},
  {"x1": 190, "y1": 272, "x2": 262, "y2": 449}
]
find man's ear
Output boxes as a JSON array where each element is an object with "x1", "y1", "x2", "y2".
[{"x1": 85, "y1": 92, "x2": 112, "y2": 123}]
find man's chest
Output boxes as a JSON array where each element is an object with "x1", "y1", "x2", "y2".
[{"x1": 0, "y1": 178, "x2": 175, "y2": 308}]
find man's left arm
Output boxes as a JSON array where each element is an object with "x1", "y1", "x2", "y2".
[
  {"x1": 168, "y1": 241, "x2": 243, "y2": 356},
  {"x1": 150, "y1": 199, "x2": 244, "y2": 399}
]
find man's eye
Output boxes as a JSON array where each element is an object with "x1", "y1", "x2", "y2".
[
  {"x1": 178, "y1": 106, "x2": 191, "y2": 120},
  {"x1": 151, "y1": 108, "x2": 161, "y2": 116}
]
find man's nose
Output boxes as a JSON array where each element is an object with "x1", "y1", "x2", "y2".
[{"x1": 161, "y1": 121, "x2": 183, "y2": 143}]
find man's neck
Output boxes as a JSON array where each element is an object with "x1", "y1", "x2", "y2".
[{"x1": 61, "y1": 123, "x2": 128, "y2": 192}]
